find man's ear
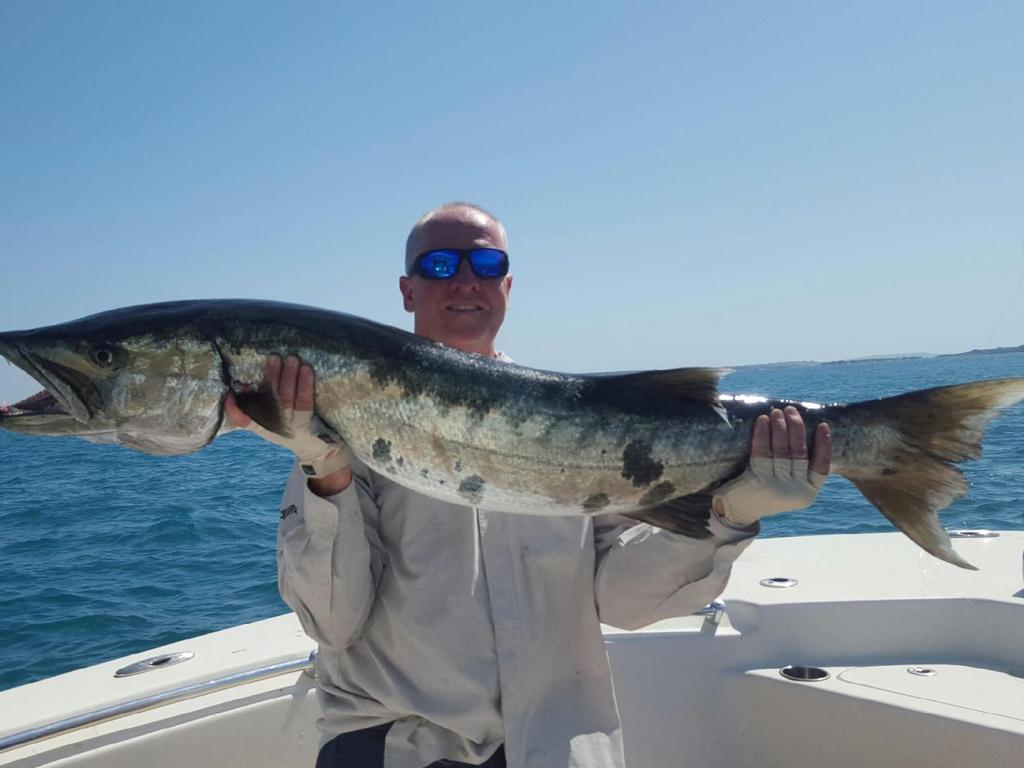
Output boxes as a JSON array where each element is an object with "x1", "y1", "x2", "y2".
[{"x1": 399, "y1": 276, "x2": 415, "y2": 313}]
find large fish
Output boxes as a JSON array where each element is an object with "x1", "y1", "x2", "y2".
[{"x1": 2, "y1": 299, "x2": 1022, "y2": 570}]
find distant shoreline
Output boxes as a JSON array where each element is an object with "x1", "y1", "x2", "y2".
[{"x1": 736, "y1": 343, "x2": 1024, "y2": 369}]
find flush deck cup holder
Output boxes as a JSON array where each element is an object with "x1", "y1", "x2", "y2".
[
  {"x1": 114, "y1": 651, "x2": 195, "y2": 678},
  {"x1": 760, "y1": 577, "x2": 798, "y2": 588},
  {"x1": 948, "y1": 530, "x2": 999, "y2": 538},
  {"x1": 779, "y1": 665, "x2": 830, "y2": 682}
]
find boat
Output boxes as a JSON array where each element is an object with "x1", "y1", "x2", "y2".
[{"x1": 2, "y1": 529, "x2": 1022, "y2": 767}]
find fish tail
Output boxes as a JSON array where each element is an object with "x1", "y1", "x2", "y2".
[{"x1": 833, "y1": 377, "x2": 1024, "y2": 570}]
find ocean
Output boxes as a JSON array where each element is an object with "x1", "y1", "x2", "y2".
[{"x1": 2, "y1": 352, "x2": 1023, "y2": 692}]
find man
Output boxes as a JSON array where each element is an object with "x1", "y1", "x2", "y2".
[{"x1": 226, "y1": 202, "x2": 831, "y2": 768}]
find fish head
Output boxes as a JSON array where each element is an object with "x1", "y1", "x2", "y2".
[{"x1": 0, "y1": 303, "x2": 227, "y2": 454}]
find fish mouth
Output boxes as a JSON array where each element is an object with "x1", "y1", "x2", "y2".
[
  {"x1": 0, "y1": 342, "x2": 98, "y2": 425},
  {"x1": 0, "y1": 389, "x2": 73, "y2": 430}
]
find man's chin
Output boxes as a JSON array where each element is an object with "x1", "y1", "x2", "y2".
[{"x1": 436, "y1": 322, "x2": 497, "y2": 353}]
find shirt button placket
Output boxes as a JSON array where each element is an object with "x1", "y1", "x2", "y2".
[{"x1": 479, "y1": 510, "x2": 524, "y2": 767}]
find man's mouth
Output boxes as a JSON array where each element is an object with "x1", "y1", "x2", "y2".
[{"x1": 446, "y1": 304, "x2": 487, "y2": 313}]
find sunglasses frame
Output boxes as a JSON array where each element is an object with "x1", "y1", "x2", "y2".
[{"x1": 407, "y1": 248, "x2": 510, "y2": 280}]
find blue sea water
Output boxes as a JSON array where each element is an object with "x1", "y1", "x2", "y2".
[{"x1": 1, "y1": 352, "x2": 1023, "y2": 692}]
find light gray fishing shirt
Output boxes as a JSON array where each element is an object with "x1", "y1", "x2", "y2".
[{"x1": 278, "y1": 458, "x2": 756, "y2": 768}]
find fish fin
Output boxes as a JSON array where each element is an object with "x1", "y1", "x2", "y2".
[
  {"x1": 588, "y1": 367, "x2": 729, "y2": 417},
  {"x1": 837, "y1": 377, "x2": 1024, "y2": 571},
  {"x1": 233, "y1": 382, "x2": 290, "y2": 437},
  {"x1": 625, "y1": 490, "x2": 715, "y2": 539},
  {"x1": 847, "y1": 473, "x2": 976, "y2": 570},
  {"x1": 230, "y1": 387, "x2": 343, "y2": 444},
  {"x1": 607, "y1": 367, "x2": 728, "y2": 403}
]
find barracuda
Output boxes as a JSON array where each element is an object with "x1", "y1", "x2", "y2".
[{"x1": 2, "y1": 299, "x2": 1023, "y2": 570}]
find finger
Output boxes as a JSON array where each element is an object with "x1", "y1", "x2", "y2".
[
  {"x1": 264, "y1": 355, "x2": 282, "y2": 400},
  {"x1": 223, "y1": 392, "x2": 252, "y2": 428},
  {"x1": 750, "y1": 414, "x2": 771, "y2": 458},
  {"x1": 769, "y1": 408, "x2": 789, "y2": 457},
  {"x1": 279, "y1": 356, "x2": 300, "y2": 410},
  {"x1": 295, "y1": 364, "x2": 315, "y2": 412},
  {"x1": 810, "y1": 422, "x2": 832, "y2": 475},
  {"x1": 784, "y1": 406, "x2": 808, "y2": 459}
]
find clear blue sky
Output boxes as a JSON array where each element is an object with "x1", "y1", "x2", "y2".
[{"x1": 2, "y1": 1, "x2": 1023, "y2": 401}]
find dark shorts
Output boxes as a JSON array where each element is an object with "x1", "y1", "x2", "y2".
[{"x1": 315, "y1": 723, "x2": 507, "y2": 768}]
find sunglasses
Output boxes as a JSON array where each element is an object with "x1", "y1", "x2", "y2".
[{"x1": 408, "y1": 248, "x2": 510, "y2": 280}]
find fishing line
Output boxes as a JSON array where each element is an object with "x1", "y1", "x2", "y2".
[{"x1": 987, "y1": 237, "x2": 1024, "y2": 348}]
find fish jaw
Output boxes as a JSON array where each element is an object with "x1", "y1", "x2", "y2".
[
  {"x1": 0, "y1": 335, "x2": 94, "y2": 429},
  {"x1": 0, "y1": 391, "x2": 85, "y2": 436}
]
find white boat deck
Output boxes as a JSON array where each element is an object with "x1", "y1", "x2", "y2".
[{"x1": 2, "y1": 530, "x2": 1022, "y2": 767}]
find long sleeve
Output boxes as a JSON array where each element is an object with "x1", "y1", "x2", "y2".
[
  {"x1": 593, "y1": 511, "x2": 757, "y2": 631},
  {"x1": 277, "y1": 462, "x2": 387, "y2": 651}
]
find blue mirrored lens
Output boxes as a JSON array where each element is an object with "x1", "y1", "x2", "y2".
[
  {"x1": 419, "y1": 250, "x2": 461, "y2": 279},
  {"x1": 468, "y1": 248, "x2": 508, "y2": 277}
]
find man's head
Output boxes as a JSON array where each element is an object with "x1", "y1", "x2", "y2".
[{"x1": 399, "y1": 202, "x2": 512, "y2": 357}]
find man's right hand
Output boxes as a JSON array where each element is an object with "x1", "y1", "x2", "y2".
[{"x1": 225, "y1": 355, "x2": 353, "y2": 497}]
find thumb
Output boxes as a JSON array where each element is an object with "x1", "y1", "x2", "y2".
[{"x1": 224, "y1": 392, "x2": 253, "y2": 428}]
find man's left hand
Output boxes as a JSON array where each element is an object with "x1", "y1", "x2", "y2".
[{"x1": 712, "y1": 406, "x2": 832, "y2": 528}]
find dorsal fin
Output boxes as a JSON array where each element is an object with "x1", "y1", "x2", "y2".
[
  {"x1": 583, "y1": 367, "x2": 729, "y2": 416},
  {"x1": 609, "y1": 367, "x2": 728, "y2": 401}
]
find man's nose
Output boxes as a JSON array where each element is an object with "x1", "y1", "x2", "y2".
[{"x1": 449, "y1": 260, "x2": 480, "y2": 289}]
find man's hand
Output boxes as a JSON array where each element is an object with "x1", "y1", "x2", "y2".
[
  {"x1": 225, "y1": 355, "x2": 353, "y2": 497},
  {"x1": 712, "y1": 406, "x2": 832, "y2": 528}
]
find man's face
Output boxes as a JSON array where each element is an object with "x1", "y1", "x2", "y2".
[{"x1": 399, "y1": 211, "x2": 512, "y2": 356}]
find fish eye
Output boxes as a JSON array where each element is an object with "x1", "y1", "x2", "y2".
[{"x1": 90, "y1": 344, "x2": 118, "y2": 369}]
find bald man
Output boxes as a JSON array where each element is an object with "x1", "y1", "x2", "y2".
[{"x1": 227, "y1": 203, "x2": 830, "y2": 768}]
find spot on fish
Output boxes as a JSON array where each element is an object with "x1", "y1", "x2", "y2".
[
  {"x1": 582, "y1": 493, "x2": 610, "y2": 512},
  {"x1": 372, "y1": 438, "x2": 392, "y2": 463},
  {"x1": 458, "y1": 475, "x2": 486, "y2": 504},
  {"x1": 367, "y1": 358, "x2": 498, "y2": 420},
  {"x1": 621, "y1": 440, "x2": 664, "y2": 487},
  {"x1": 454, "y1": 460, "x2": 463, "y2": 473},
  {"x1": 639, "y1": 481, "x2": 676, "y2": 506},
  {"x1": 420, "y1": 468, "x2": 429, "y2": 478},
  {"x1": 397, "y1": 456, "x2": 405, "y2": 467}
]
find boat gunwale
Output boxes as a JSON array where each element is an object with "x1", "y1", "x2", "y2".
[{"x1": 0, "y1": 651, "x2": 317, "y2": 754}]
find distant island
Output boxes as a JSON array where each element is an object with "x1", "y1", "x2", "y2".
[
  {"x1": 737, "y1": 343, "x2": 1023, "y2": 369},
  {"x1": 938, "y1": 344, "x2": 1024, "y2": 358},
  {"x1": 821, "y1": 353, "x2": 935, "y2": 366}
]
